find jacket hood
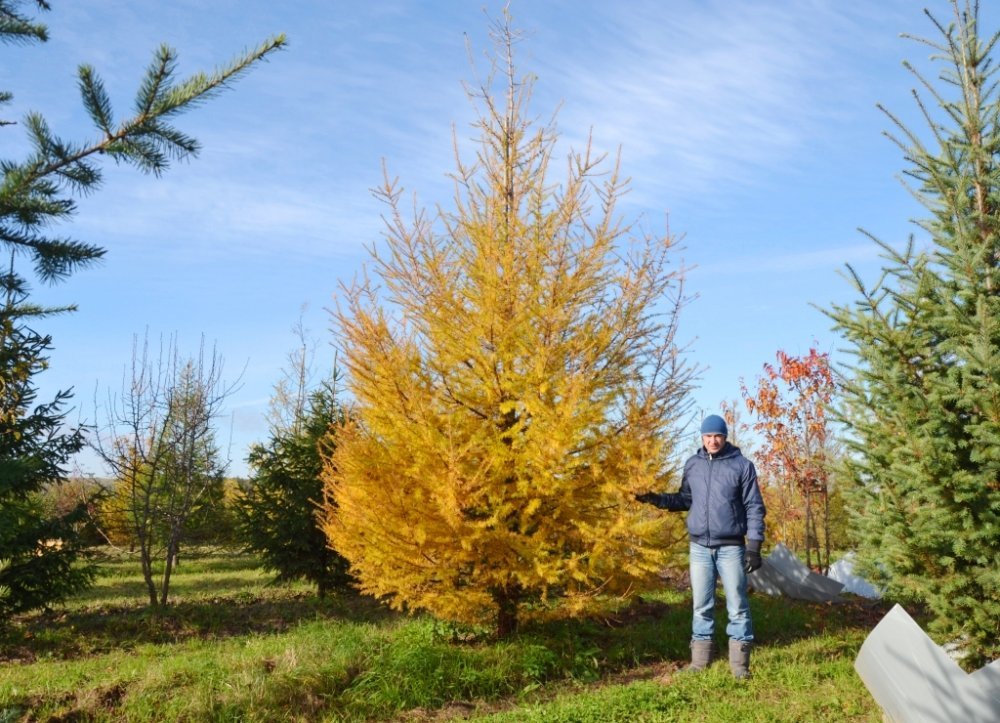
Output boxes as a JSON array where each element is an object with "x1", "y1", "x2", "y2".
[{"x1": 697, "y1": 442, "x2": 741, "y2": 460}]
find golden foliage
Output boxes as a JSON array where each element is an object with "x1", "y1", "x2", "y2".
[{"x1": 320, "y1": 12, "x2": 693, "y2": 635}]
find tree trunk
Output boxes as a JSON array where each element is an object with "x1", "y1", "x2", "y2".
[
  {"x1": 139, "y1": 535, "x2": 158, "y2": 607},
  {"x1": 803, "y1": 490, "x2": 813, "y2": 570},
  {"x1": 821, "y1": 487, "x2": 831, "y2": 574},
  {"x1": 159, "y1": 524, "x2": 183, "y2": 606},
  {"x1": 317, "y1": 547, "x2": 329, "y2": 599},
  {"x1": 493, "y1": 583, "x2": 520, "y2": 639},
  {"x1": 159, "y1": 551, "x2": 174, "y2": 607}
]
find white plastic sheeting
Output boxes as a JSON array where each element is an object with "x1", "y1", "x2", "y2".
[
  {"x1": 855, "y1": 604, "x2": 1000, "y2": 722},
  {"x1": 747, "y1": 542, "x2": 844, "y2": 602},
  {"x1": 827, "y1": 552, "x2": 882, "y2": 599}
]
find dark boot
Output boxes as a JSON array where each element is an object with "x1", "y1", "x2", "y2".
[
  {"x1": 688, "y1": 639, "x2": 714, "y2": 671},
  {"x1": 729, "y1": 639, "x2": 752, "y2": 679}
]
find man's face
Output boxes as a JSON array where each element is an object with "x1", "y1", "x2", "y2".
[{"x1": 702, "y1": 433, "x2": 726, "y2": 455}]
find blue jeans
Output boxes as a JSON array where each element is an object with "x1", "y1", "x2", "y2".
[{"x1": 689, "y1": 542, "x2": 753, "y2": 642}]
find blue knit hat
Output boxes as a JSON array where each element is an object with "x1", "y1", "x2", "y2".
[{"x1": 700, "y1": 414, "x2": 728, "y2": 436}]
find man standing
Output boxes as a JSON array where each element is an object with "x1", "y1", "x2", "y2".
[{"x1": 636, "y1": 414, "x2": 766, "y2": 679}]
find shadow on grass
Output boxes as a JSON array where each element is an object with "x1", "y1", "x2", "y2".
[
  {"x1": 489, "y1": 594, "x2": 698, "y2": 682},
  {"x1": 750, "y1": 591, "x2": 894, "y2": 648},
  {"x1": 0, "y1": 589, "x2": 397, "y2": 664},
  {"x1": 505, "y1": 587, "x2": 895, "y2": 684}
]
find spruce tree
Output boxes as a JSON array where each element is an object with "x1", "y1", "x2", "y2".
[
  {"x1": 0, "y1": 269, "x2": 93, "y2": 616},
  {"x1": 0, "y1": 0, "x2": 284, "y2": 616},
  {"x1": 828, "y1": 0, "x2": 999, "y2": 667},
  {"x1": 236, "y1": 381, "x2": 352, "y2": 598}
]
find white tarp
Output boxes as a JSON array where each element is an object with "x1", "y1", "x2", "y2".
[
  {"x1": 854, "y1": 604, "x2": 1000, "y2": 722},
  {"x1": 747, "y1": 542, "x2": 844, "y2": 602},
  {"x1": 827, "y1": 552, "x2": 882, "y2": 599}
]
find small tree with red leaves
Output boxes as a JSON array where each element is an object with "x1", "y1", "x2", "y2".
[{"x1": 741, "y1": 348, "x2": 835, "y2": 572}]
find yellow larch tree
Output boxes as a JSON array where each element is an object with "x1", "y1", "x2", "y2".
[{"x1": 320, "y1": 13, "x2": 695, "y2": 638}]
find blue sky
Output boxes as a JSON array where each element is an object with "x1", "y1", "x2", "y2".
[{"x1": 3, "y1": 1, "x2": 988, "y2": 477}]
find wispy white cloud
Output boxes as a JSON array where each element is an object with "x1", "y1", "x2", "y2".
[
  {"x1": 513, "y1": 1, "x2": 911, "y2": 208},
  {"x1": 696, "y1": 242, "x2": 881, "y2": 276}
]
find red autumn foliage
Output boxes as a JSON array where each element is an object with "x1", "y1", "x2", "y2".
[{"x1": 741, "y1": 348, "x2": 835, "y2": 572}]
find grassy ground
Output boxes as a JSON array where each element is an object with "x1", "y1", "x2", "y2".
[{"x1": 0, "y1": 549, "x2": 886, "y2": 721}]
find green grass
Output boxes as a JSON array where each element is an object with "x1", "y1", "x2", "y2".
[{"x1": 0, "y1": 548, "x2": 885, "y2": 721}]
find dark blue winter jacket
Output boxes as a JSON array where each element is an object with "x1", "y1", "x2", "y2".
[{"x1": 649, "y1": 442, "x2": 765, "y2": 547}]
